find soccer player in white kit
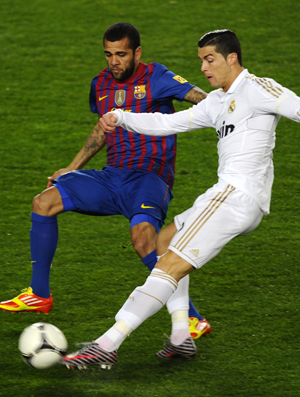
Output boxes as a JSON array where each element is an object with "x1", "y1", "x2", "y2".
[{"x1": 62, "y1": 29, "x2": 300, "y2": 369}]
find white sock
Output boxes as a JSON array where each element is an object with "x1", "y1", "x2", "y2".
[
  {"x1": 165, "y1": 275, "x2": 190, "y2": 345},
  {"x1": 95, "y1": 320, "x2": 132, "y2": 352},
  {"x1": 116, "y1": 268, "x2": 178, "y2": 328},
  {"x1": 170, "y1": 309, "x2": 190, "y2": 345},
  {"x1": 96, "y1": 269, "x2": 178, "y2": 352},
  {"x1": 166, "y1": 274, "x2": 189, "y2": 314}
]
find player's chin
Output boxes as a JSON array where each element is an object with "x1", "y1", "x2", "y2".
[{"x1": 111, "y1": 71, "x2": 124, "y2": 80}]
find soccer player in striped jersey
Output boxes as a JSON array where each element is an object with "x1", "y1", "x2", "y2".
[
  {"x1": 61, "y1": 29, "x2": 300, "y2": 369},
  {"x1": 0, "y1": 23, "x2": 210, "y2": 339}
]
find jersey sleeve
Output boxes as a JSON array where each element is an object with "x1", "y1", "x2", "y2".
[
  {"x1": 150, "y1": 63, "x2": 195, "y2": 102},
  {"x1": 248, "y1": 76, "x2": 300, "y2": 123},
  {"x1": 114, "y1": 99, "x2": 212, "y2": 137},
  {"x1": 89, "y1": 77, "x2": 99, "y2": 114}
]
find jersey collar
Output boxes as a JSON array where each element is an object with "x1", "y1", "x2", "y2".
[{"x1": 226, "y1": 68, "x2": 248, "y2": 94}]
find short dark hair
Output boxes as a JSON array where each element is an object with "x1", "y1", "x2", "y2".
[
  {"x1": 103, "y1": 22, "x2": 140, "y2": 51},
  {"x1": 198, "y1": 29, "x2": 243, "y2": 66}
]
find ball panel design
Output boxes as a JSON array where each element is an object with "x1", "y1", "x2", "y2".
[{"x1": 18, "y1": 322, "x2": 68, "y2": 370}]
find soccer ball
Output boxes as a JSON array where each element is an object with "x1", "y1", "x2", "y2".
[{"x1": 18, "y1": 322, "x2": 68, "y2": 369}]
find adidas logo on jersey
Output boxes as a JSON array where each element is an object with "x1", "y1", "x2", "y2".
[{"x1": 189, "y1": 249, "x2": 199, "y2": 258}]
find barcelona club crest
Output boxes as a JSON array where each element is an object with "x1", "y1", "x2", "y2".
[{"x1": 134, "y1": 85, "x2": 146, "y2": 99}]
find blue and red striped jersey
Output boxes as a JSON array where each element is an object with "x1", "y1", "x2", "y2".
[{"x1": 89, "y1": 62, "x2": 194, "y2": 189}]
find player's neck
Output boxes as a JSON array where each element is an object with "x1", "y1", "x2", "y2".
[
  {"x1": 133, "y1": 61, "x2": 140, "y2": 76},
  {"x1": 223, "y1": 66, "x2": 244, "y2": 92}
]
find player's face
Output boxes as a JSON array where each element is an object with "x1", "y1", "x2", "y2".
[
  {"x1": 104, "y1": 38, "x2": 142, "y2": 82},
  {"x1": 198, "y1": 45, "x2": 234, "y2": 92}
]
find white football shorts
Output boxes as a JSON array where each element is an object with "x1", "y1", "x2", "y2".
[{"x1": 169, "y1": 180, "x2": 263, "y2": 269}]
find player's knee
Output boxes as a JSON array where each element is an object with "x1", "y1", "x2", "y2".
[
  {"x1": 131, "y1": 233, "x2": 156, "y2": 258},
  {"x1": 32, "y1": 188, "x2": 62, "y2": 216},
  {"x1": 132, "y1": 235, "x2": 151, "y2": 257},
  {"x1": 156, "y1": 252, "x2": 194, "y2": 281},
  {"x1": 130, "y1": 223, "x2": 157, "y2": 258},
  {"x1": 32, "y1": 194, "x2": 50, "y2": 215}
]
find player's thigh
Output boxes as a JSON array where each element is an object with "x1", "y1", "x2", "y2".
[
  {"x1": 54, "y1": 169, "x2": 120, "y2": 215},
  {"x1": 156, "y1": 222, "x2": 177, "y2": 256},
  {"x1": 170, "y1": 182, "x2": 263, "y2": 269}
]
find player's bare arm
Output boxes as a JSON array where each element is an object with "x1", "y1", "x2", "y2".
[
  {"x1": 47, "y1": 123, "x2": 106, "y2": 188},
  {"x1": 183, "y1": 86, "x2": 207, "y2": 104}
]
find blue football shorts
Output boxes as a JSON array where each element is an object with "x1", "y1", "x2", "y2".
[{"x1": 54, "y1": 166, "x2": 173, "y2": 232}]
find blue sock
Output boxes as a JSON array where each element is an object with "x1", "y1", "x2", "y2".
[
  {"x1": 141, "y1": 250, "x2": 204, "y2": 321},
  {"x1": 141, "y1": 250, "x2": 157, "y2": 271},
  {"x1": 188, "y1": 299, "x2": 204, "y2": 321},
  {"x1": 30, "y1": 212, "x2": 58, "y2": 298}
]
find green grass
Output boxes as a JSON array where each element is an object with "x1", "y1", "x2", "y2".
[{"x1": 1, "y1": 0, "x2": 300, "y2": 396}]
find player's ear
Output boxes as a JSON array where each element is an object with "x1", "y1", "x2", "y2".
[
  {"x1": 135, "y1": 46, "x2": 142, "y2": 61},
  {"x1": 227, "y1": 52, "x2": 238, "y2": 66}
]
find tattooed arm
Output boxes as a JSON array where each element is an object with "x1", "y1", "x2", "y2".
[
  {"x1": 47, "y1": 123, "x2": 106, "y2": 187},
  {"x1": 183, "y1": 86, "x2": 207, "y2": 104}
]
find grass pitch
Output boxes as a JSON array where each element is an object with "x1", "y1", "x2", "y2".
[{"x1": 0, "y1": 1, "x2": 300, "y2": 396}]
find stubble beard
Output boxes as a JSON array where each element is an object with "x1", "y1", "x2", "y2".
[{"x1": 111, "y1": 57, "x2": 136, "y2": 82}]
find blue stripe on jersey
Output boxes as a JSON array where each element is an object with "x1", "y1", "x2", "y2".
[{"x1": 90, "y1": 62, "x2": 194, "y2": 189}]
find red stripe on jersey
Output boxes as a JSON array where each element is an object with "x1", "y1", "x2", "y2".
[
  {"x1": 96, "y1": 71, "x2": 113, "y2": 116},
  {"x1": 157, "y1": 103, "x2": 176, "y2": 182},
  {"x1": 137, "y1": 65, "x2": 154, "y2": 170},
  {"x1": 108, "y1": 82, "x2": 120, "y2": 168},
  {"x1": 145, "y1": 66, "x2": 156, "y2": 172},
  {"x1": 134, "y1": 74, "x2": 143, "y2": 170},
  {"x1": 137, "y1": 134, "x2": 147, "y2": 170},
  {"x1": 156, "y1": 134, "x2": 167, "y2": 178},
  {"x1": 165, "y1": 134, "x2": 177, "y2": 189},
  {"x1": 95, "y1": 77, "x2": 102, "y2": 114},
  {"x1": 127, "y1": 131, "x2": 136, "y2": 167},
  {"x1": 94, "y1": 72, "x2": 116, "y2": 167},
  {"x1": 125, "y1": 83, "x2": 136, "y2": 169},
  {"x1": 146, "y1": 136, "x2": 158, "y2": 172},
  {"x1": 146, "y1": 64, "x2": 154, "y2": 112},
  {"x1": 118, "y1": 127, "x2": 127, "y2": 168}
]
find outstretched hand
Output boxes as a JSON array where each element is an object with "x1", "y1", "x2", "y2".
[{"x1": 99, "y1": 112, "x2": 118, "y2": 133}]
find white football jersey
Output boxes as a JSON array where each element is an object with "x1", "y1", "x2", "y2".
[{"x1": 114, "y1": 69, "x2": 300, "y2": 214}]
